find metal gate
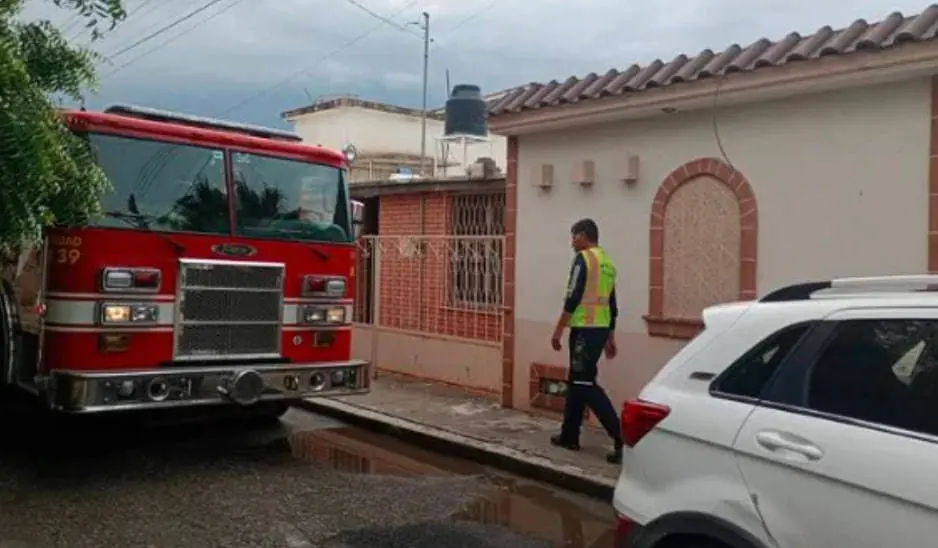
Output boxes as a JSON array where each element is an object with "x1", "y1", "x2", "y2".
[{"x1": 352, "y1": 234, "x2": 504, "y2": 393}]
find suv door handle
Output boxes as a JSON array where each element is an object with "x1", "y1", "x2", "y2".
[{"x1": 755, "y1": 431, "x2": 824, "y2": 461}]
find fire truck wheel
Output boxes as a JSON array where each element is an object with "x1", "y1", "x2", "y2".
[
  {"x1": 0, "y1": 287, "x2": 12, "y2": 386},
  {"x1": 250, "y1": 401, "x2": 291, "y2": 423}
]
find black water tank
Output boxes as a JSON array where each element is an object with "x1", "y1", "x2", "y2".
[{"x1": 444, "y1": 84, "x2": 487, "y2": 137}]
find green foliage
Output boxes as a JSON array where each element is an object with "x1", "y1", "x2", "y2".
[{"x1": 0, "y1": 0, "x2": 125, "y2": 258}]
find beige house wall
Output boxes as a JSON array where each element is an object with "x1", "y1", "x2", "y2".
[{"x1": 510, "y1": 77, "x2": 932, "y2": 410}]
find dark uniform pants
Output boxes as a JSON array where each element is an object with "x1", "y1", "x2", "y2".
[{"x1": 560, "y1": 327, "x2": 623, "y2": 445}]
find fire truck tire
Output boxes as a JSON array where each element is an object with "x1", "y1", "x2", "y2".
[
  {"x1": 250, "y1": 401, "x2": 291, "y2": 423},
  {"x1": 0, "y1": 285, "x2": 14, "y2": 387}
]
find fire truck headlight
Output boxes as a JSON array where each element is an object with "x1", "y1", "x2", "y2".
[
  {"x1": 100, "y1": 303, "x2": 159, "y2": 324},
  {"x1": 300, "y1": 307, "x2": 325, "y2": 323},
  {"x1": 299, "y1": 306, "x2": 345, "y2": 324},
  {"x1": 325, "y1": 307, "x2": 346, "y2": 323}
]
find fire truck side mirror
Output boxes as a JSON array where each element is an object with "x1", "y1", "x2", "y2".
[{"x1": 351, "y1": 200, "x2": 365, "y2": 238}]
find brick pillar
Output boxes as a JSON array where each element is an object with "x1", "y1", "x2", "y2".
[
  {"x1": 929, "y1": 76, "x2": 938, "y2": 273},
  {"x1": 502, "y1": 136, "x2": 518, "y2": 408}
]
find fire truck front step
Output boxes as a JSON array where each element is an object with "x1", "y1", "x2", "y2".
[{"x1": 42, "y1": 360, "x2": 370, "y2": 413}]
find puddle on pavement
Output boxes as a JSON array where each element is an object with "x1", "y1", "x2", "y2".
[{"x1": 289, "y1": 426, "x2": 616, "y2": 548}]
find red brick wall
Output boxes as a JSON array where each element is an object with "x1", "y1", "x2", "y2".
[{"x1": 372, "y1": 192, "x2": 502, "y2": 342}]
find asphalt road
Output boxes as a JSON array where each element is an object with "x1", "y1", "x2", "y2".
[{"x1": 0, "y1": 405, "x2": 615, "y2": 548}]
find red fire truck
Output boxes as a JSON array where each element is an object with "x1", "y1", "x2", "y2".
[{"x1": 0, "y1": 104, "x2": 369, "y2": 419}]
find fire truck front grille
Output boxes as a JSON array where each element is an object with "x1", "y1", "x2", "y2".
[{"x1": 175, "y1": 260, "x2": 284, "y2": 360}]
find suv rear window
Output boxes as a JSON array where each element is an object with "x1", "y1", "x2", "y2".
[
  {"x1": 712, "y1": 323, "x2": 813, "y2": 399},
  {"x1": 807, "y1": 319, "x2": 938, "y2": 437}
]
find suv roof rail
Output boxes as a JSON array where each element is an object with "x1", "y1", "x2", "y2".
[
  {"x1": 104, "y1": 104, "x2": 303, "y2": 142},
  {"x1": 760, "y1": 275, "x2": 938, "y2": 302}
]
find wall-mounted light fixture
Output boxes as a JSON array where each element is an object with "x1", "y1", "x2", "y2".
[
  {"x1": 534, "y1": 163, "x2": 554, "y2": 190},
  {"x1": 623, "y1": 154, "x2": 640, "y2": 185},
  {"x1": 575, "y1": 159, "x2": 595, "y2": 187}
]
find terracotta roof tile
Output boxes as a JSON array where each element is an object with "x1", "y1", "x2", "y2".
[{"x1": 487, "y1": 5, "x2": 938, "y2": 117}]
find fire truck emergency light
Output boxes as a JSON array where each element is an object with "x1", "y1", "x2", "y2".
[
  {"x1": 300, "y1": 306, "x2": 346, "y2": 324},
  {"x1": 302, "y1": 275, "x2": 345, "y2": 297},
  {"x1": 99, "y1": 303, "x2": 159, "y2": 324},
  {"x1": 102, "y1": 267, "x2": 161, "y2": 292}
]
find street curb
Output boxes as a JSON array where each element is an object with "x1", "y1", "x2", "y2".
[{"x1": 293, "y1": 398, "x2": 616, "y2": 501}]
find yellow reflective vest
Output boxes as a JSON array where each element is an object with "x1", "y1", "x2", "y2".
[{"x1": 569, "y1": 246, "x2": 616, "y2": 328}]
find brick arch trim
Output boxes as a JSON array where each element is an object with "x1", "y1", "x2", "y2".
[{"x1": 645, "y1": 157, "x2": 758, "y2": 339}]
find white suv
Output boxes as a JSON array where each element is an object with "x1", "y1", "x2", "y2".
[{"x1": 612, "y1": 275, "x2": 938, "y2": 548}]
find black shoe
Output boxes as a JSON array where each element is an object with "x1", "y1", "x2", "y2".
[
  {"x1": 550, "y1": 434, "x2": 581, "y2": 451},
  {"x1": 607, "y1": 441, "x2": 623, "y2": 464}
]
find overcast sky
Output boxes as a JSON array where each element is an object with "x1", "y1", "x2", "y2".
[{"x1": 20, "y1": 0, "x2": 938, "y2": 128}]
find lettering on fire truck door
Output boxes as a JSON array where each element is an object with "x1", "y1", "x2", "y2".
[{"x1": 50, "y1": 235, "x2": 81, "y2": 265}]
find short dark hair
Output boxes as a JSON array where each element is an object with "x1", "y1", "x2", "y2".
[{"x1": 571, "y1": 218, "x2": 599, "y2": 243}]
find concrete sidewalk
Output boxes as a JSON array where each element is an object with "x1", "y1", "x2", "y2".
[{"x1": 296, "y1": 375, "x2": 620, "y2": 500}]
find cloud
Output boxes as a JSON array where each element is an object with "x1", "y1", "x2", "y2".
[{"x1": 18, "y1": 0, "x2": 938, "y2": 127}]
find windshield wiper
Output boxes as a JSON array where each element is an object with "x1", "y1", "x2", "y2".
[
  {"x1": 306, "y1": 243, "x2": 330, "y2": 262},
  {"x1": 103, "y1": 210, "x2": 166, "y2": 229},
  {"x1": 102, "y1": 211, "x2": 185, "y2": 255},
  {"x1": 104, "y1": 210, "x2": 165, "y2": 226}
]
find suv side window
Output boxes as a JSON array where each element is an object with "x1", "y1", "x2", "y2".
[
  {"x1": 807, "y1": 319, "x2": 938, "y2": 438},
  {"x1": 713, "y1": 323, "x2": 813, "y2": 399}
]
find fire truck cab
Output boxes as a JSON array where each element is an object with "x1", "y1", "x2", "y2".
[{"x1": 0, "y1": 104, "x2": 369, "y2": 417}]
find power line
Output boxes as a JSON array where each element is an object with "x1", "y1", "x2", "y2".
[
  {"x1": 61, "y1": 14, "x2": 84, "y2": 37},
  {"x1": 215, "y1": 0, "x2": 419, "y2": 117},
  {"x1": 442, "y1": 0, "x2": 500, "y2": 38},
  {"x1": 104, "y1": 0, "x2": 229, "y2": 61},
  {"x1": 424, "y1": 0, "x2": 501, "y2": 101},
  {"x1": 126, "y1": 0, "x2": 161, "y2": 18},
  {"x1": 84, "y1": 0, "x2": 184, "y2": 50},
  {"x1": 100, "y1": 0, "x2": 249, "y2": 80},
  {"x1": 66, "y1": 0, "x2": 159, "y2": 40},
  {"x1": 342, "y1": 0, "x2": 422, "y2": 40}
]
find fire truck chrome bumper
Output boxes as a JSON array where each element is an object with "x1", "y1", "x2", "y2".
[{"x1": 43, "y1": 360, "x2": 371, "y2": 413}]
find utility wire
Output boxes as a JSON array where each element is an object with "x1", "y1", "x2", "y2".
[
  {"x1": 126, "y1": 0, "x2": 161, "y2": 18},
  {"x1": 217, "y1": 0, "x2": 501, "y2": 116},
  {"x1": 104, "y1": 0, "x2": 229, "y2": 61},
  {"x1": 101, "y1": 0, "x2": 249, "y2": 80},
  {"x1": 215, "y1": 0, "x2": 419, "y2": 117},
  {"x1": 85, "y1": 0, "x2": 184, "y2": 50},
  {"x1": 61, "y1": 14, "x2": 83, "y2": 37},
  {"x1": 66, "y1": 0, "x2": 159, "y2": 40},
  {"x1": 343, "y1": 0, "x2": 422, "y2": 40},
  {"x1": 441, "y1": 0, "x2": 499, "y2": 39}
]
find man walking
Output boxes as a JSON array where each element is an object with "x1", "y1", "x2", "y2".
[{"x1": 549, "y1": 218, "x2": 624, "y2": 464}]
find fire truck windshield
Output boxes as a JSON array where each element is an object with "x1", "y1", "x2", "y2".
[{"x1": 84, "y1": 132, "x2": 352, "y2": 243}]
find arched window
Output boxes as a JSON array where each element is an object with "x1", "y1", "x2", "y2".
[{"x1": 646, "y1": 158, "x2": 758, "y2": 339}]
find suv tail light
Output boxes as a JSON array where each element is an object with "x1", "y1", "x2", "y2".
[
  {"x1": 621, "y1": 399, "x2": 670, "y2": 448},
  {"x1": 614, "y1": 512, "x2": 637, "y2": 546}
]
